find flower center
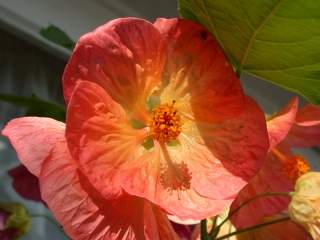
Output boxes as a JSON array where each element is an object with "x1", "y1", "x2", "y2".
[
  {"x1": 284, "y1": 155, "x2": 310, "y2": 183},
  {"x1": 150, "y1": 101, "x2": 182, "y2": 143}
]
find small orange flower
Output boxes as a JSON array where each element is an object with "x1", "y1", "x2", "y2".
[{"x1": 230, "y1": 97, "x2": 320, "y2": 235}]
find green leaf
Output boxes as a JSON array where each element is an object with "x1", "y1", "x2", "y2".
[
  {"x1": 40, "y1": 25, "x2": 75, "y2": 50},
  {"x1": 0, "y1": 94, "x2": 66, "y2": 121},
  {"x1": 0, "y1": 202, "x2": 31, "y2": 239},
  {"x1": 179, "y1": 0, "x2": 320, "y2": 104}
]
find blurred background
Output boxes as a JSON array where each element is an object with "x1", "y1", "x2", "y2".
[{"x1": 0, "y1": 1, "x2": 318, "y2": 239}]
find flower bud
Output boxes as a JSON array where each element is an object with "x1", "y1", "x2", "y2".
[
  {"x1": 0, "y1": 203, "x2": 31, "y2": 239},
  {"x1": 288, "y1": 172, "x2": 320, "y2": 239}
]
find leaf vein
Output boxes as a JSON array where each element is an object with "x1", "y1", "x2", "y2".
[{"x1": 239, "y1": 0, "x2": 284, "y2": 73}]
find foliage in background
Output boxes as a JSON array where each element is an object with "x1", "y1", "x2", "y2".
[
  {"x1": 179, "y1": 0, "x2": 320, "y2": 104},
  {"x1": 40, "y1": 25, "x2": 75, "y2": 51},
  {"x1": 0, "y1": 94, "x2": 65, "y2": 121}
]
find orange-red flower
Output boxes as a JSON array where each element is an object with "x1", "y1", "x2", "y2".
[
  {"x1": 62, "y1": 17, "x2": 268, "y2": 220},
  {"x1": 2, "y1": 17, "x2": 269, "y2": 239},
  {"x1": 229, "y1": 97, "x2": 320, "y2": 238}
]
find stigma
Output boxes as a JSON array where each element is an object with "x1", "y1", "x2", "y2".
[{"x1": 150, "y1": 101, "x2": 182, "y2": 143}]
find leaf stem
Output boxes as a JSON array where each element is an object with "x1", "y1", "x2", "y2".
[
  {"x1": 201, "y1": 219, "x2": 209, "y2": 240},
  {"x1": 214, "y1": 191, "x2": 290, "y2": 232},
  {"x1": 214, "y1": 216, "x2": 290, "y2": 240}
]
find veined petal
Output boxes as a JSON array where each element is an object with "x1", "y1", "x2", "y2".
[
  {"x1": 120, "y1": 141, "x2": 233, "y2": 220},
  {"x1": 143, "y1": 204, "x2": 179, "y2": 240},
  {"x1": 1, "y1": 117, "x2": 65, "y2": 177},
  {"x1": 39, "y1": 139, "x2": 176, "y2": 240},
  {"x1": 154, "y1": 18, "x2": 245, "y2": 123},
  {"x1": 193, "y1": 97, "x2": 269, "y2": 182},
  {"x1": 267, "y1": 97, "x2": 298, "y2": 150},
  {"x1": 236, "y1": 216, "x2": 311, "y2": 240},
  {"x1": 63, "y1": 17, "x2": 166, "y2": 117},
  {"x1": 66, "y1": 80, "x2": 147, "y2": 199},
  {"x1": 286, "y1": 104, "x2": 320, "y2": 147},
  {"x1": 230, "y1": 146, "x2": 294, "y2": 229}
]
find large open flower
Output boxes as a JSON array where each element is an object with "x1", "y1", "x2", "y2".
[
  {"x1": 62, "y1": 17, "x2": 268, "y2": 220},
  {"x1": 230, "y1": 98, "x2": 320, "y2": 233},
  {"x1": 2, "y1": 17, "x2": 269, "y2": 236}
]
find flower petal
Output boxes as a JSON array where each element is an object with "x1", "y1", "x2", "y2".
[
  {"x1": 40, "y1": 139, "x2": 177, "y2": 240},
  {"x1": 194, "y1": 97, "x2": 269, "y2": 182},
  {"x1": 286, "y1": 104, "x2": 320, "y2": 147},
  {"x1": 2, "y1": 117, "x2": 65, "y2": 176},
  {"x1": 236, "y1": 217, "x2": 311, "y2": 240},
  {"x1": 143, "y1": 205, "x2": 179, "y2": 240},
  {"x1": 230, "y1": 147, "x2": 294, "y2": 229},
  {"x1": 66, "y1": 80, "x2": 147, "y2": 199},
  {"x1": 120, "y1": 141, "x2": 233, "y2": 220},
  {"x1": 154, "y1": 18, "x2": 245, "y2": 123},
  {"x1": 63, "y1": 17, "x2": 165, "y2": 116},
  {"x1": 267, "y1": 97, "x2": 298, "y2": 150}
]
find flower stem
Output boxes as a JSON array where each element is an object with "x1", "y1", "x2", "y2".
[
  {"x1": 214, "y1": 216, "x2": 290, "y2": 240},
  {"x1": 214, "y1": 191, "x2": 290, "y2": 232},
  {"x1": 209, "y1": 216, "x2": 219, "y2": 238},
  {"x1": 201, "y1": 219, "x2": 209, "y2": 240}
]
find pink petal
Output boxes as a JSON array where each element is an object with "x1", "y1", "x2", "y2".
[
  {"x1": 8, "y1": 165, "x2": 42, "y2": 203},
  {"x1": 194, "y1": 97, "x2": 269, "y2": 182},
  {"x1": 230, "y1": 146, "x2": 294, "y2": 229},
  {"x1": 2, "y1": 117, "x2": 65, "y2": 176},
  {"x1": 120, "y1": 141, "x2": 233, "y2": 220},
  {"x1": 40, "y1": 139, "x2": 177, "y2": 240},
  {"x1": 66, "y1": 80, "x2": 146, "y2": 199},
  {"x1": 236, "y1": 217, "x2": 311, "y2": 240},
  {"x1": 63, "y1": 17, "x2": 165, "y2": 117},
  {"x1": 154, "y1": 18, "x2": 245, "y2": 123},
  {"x1": 267, "y1": 97, "x2": 298, "y2": 150},
  {"x1": 286, "y1": 104, "x2": 320, "y2": 147},
  {"x1": 143, "y1": 205, "x2": 179, "y2": 240}
]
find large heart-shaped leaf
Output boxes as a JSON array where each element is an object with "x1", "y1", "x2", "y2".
[{"x1": 179, "y1": 0, "x2": 320, "y2": 104}]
